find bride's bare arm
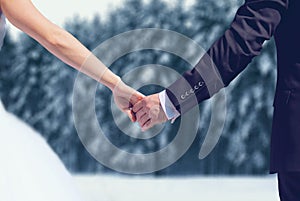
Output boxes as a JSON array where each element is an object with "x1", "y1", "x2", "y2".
[{"x1": 1, "y1": 0, "x2": 120, "y2": 90}]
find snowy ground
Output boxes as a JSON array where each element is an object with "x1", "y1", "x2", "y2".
[{"x1": 74, "y1": 175, "x2": 280, "y2": 201}]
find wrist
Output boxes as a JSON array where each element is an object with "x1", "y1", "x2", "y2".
[
  {"x1": 158, "y1": 90, "x2": 180, "y2": 123},
  {"x1": 102, "y1": 70, "x2": 121, "y2": 91},
  {"x1": 108, "y1": 76, "x2": 122, "y2": 91}
]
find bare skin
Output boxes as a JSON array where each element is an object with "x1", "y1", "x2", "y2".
[{"x1": 0, "y1": 0, "x2": 144, "y2": 121}]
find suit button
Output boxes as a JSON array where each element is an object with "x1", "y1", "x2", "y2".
[
  {"x1": 199, "y1": 81, "x2": 204, "y2": 87},
  {"x1": 181, "y1": 94, "x2": 186, "y2": 100}
]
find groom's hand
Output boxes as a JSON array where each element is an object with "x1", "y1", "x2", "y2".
[{"x1": 133, "y1": 93, "x2": 168, "y2": 131}]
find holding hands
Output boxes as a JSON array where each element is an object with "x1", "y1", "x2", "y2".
[
  {"x1": 112, "y1": 79, "x2": 145, "y2": 122},
  {"x1": 113, "y1": 84, "x2": 168, "y2": 131},
  {"x1": 133, "y1": 94, "x2": 168, "y2": 131}
]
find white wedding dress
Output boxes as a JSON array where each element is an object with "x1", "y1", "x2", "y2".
[{"x1": 0, "y1": 13, "x2": 84, "y2": 201}]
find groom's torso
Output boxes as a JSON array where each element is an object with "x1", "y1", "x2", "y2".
[
  {"x1": 270, "y1": 0, "x2": 300, "y2": 173},
  {"x1": 275, "y1": 0, "x2": 300, "y2": 92}
]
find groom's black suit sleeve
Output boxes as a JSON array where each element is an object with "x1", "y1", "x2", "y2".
[{"x1": 166, "y1": 0, "x2": 288, "y2": 114}]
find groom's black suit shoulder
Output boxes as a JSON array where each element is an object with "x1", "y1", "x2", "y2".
[{"x1": 166, "y1": 0, "x2": 300, "y2": 173}]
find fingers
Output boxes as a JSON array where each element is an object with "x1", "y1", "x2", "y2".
[
  {"x1": 126, "y1": 109, "x2": 136, "y2": 122},
  {"x1": 136, "y1": 109, "x2": 146, "y2": 121},
  {"x1": 122, "y1": 93, "x2": 166, "y2": 131},
  {"x1": 139, "y1": 113, "x2": 151, "y2": 128},
  {"x1": 132, "y1": 94, "x2": 163, "y2": 131},
  {"x1": 133, "y1": 99, "x2": 144, "y2": 113},
  {"x1": 134, "y1": 108, "x2": 150, "y2": 127},
  {"x1": 133, "y1": 102, "x2": 152, "y2": 129},
  {"x1": 142, "y1": 120, "x2": 154, "y2": 132}
]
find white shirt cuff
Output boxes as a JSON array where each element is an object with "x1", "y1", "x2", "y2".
[{"x1": 159, "y1": 90, "x2": 180, "y2": 124}]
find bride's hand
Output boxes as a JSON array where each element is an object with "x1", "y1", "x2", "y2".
[{"x1": 113, "y1": 80, "x2": 145, "y2": 122}]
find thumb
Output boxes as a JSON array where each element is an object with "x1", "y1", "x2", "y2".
[{"x1": 130, "y1": 91, "x2": 145, "y2": 105}]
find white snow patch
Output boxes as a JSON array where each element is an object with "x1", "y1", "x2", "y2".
[{"x1": 74, "y1": 175, "x2": 280, "y2": 201}]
